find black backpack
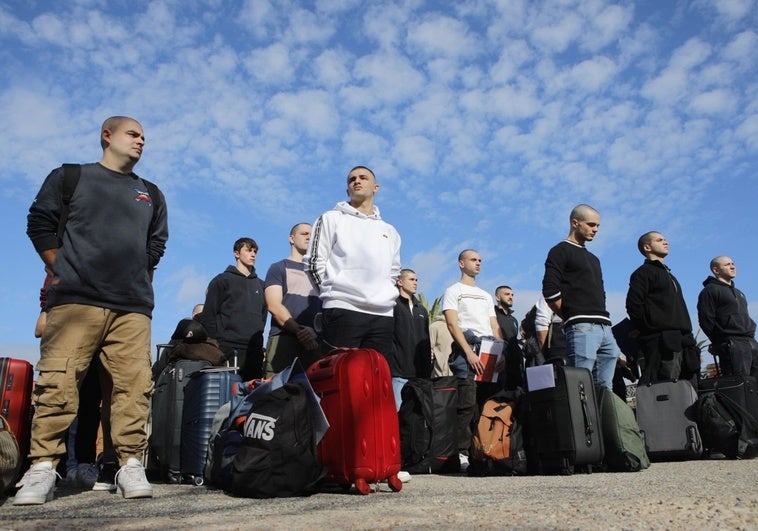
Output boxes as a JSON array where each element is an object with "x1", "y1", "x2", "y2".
[
  {"x1": 697, "y1": 392, "x2": 758, "y2": 459},
  {"x1": 399, "y1": 377, "x2": 459, "y2": 474},
  {"x1": 231, "y1": 382, "x2": 326, "y2": 498}
]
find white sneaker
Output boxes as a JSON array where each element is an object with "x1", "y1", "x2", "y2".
[
  {"x1": 75, "y1": 463, "x2": 99, "y2": 489},
  {"x1": 459, "y1": 454, "x2": 469, "y2": 472},
  {"x1": 115, "y1": 458, "x2": 153, "y2": 499},
  {"x1": 397, "y1": 471, "x2": 412, "y2": 483},
  {"x1": 13, "y1": 461, "x2": 59, "y2": 505}
]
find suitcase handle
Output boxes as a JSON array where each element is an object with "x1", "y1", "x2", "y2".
[{"x1": 578, "y1": 382, "x2": 595, "y2": 446}]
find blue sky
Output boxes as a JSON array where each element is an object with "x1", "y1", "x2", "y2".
[{"x1": 1, "y1": 0, "x2": 755, "y2": 367}]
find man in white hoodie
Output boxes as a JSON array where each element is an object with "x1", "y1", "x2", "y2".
[{"x1": 306, "y1": 165, "x2": 402, "y2": 360}]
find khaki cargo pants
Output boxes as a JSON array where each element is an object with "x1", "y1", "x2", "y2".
[{"x1": 30, "y1": 304, "x2": 153, "y2": 467}]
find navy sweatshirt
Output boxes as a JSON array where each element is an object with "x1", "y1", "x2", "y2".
[{"x1": 27, "y1": 163, "x2": 168, "y2": 317}]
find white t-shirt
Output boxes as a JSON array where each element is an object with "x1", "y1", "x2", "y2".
[{"x1": 441, "y1": 282, "x2": 496, "y2": 337}]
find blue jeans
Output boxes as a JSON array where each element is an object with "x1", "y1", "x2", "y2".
[{"x1": 564, "y1": 322, "x2": 619, "y2": 390}]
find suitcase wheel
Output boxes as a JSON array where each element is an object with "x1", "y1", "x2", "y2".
[
  {"x1": 387, "y1": 474, "x2": 403, "y2": 492},
  {"x1": 193, "y1": 476, "x2": 204, "y2": 486},
  {"x1": 354, "y1": 478, "x2": 371, "y2": 496}
]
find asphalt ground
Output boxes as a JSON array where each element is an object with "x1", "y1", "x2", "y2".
[{"x1": 1, "y1": 458, "x2": 756, "y2": 530}]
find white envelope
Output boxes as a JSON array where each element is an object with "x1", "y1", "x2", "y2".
[{"x1": 526, "y1": 364, "x2": 556, "y2": 391}]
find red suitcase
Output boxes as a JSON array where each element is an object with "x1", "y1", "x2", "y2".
[
  {"x1": 0, "y1": 358, "x2": 34, "y2": 459},
  {"x1": 306, "y1": 348, "x2": 402, "y2": 494}
]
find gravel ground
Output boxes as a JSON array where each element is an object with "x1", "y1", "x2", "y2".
[{"x1": 1, "y1": 458, "x2": 756, "y2": 530}]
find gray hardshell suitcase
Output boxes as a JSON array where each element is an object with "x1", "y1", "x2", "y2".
[{"x1": 636, "y1": 380, "x2": 702, "y2": 461}]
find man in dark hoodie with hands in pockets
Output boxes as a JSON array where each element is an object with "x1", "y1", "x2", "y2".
[
  {"x1": 201, "y1": 237, "x2": 267, "y2": 380},
  {"x1": 697, "y1": 256, "x2": 757, "y2": 378}
]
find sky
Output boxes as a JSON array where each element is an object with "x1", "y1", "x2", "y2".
[{"x1": 0, "y1": 0, "x2": 756, "y2": 368}]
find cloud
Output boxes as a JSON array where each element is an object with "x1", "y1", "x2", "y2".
[
  {"x1": 722, "y1": 29, "x2": 757, "y2": 67},
  {"x1": 698, "y1": 0, "x2": 754, "y2": 22},
  {"x1": 670, "y1": 37, "x2": 712, "y2": 70},
  {"x1": 735, "y1": 113, "x2": 758, "y2": 149},
  {"x1": 266, "y1": 89, "x2": 340, "y2": 140},
  {"x1": 392, "y1": 135, "x2": 436, "y2": 173},
  {"x1": 350, "y1": 51, "x2": 427, "y2": 108},
  {"x1": 310, "y1": 49, "x2": 352, "y2": 88},
  {"x1": 690, "y1": 88, "x2": 738, "y2": 116},
  {"x1": 568, "y1": 56, "x2": 618, "y2": 92},
  {"x1": 238, "y1": 0, "x2": 277, "y2": 41},
  {"x1": 245, "y1": 43, "x2": 295, "y2": 85},
  {"x1": 581, "y1": 3, "x2": 634, "y2": 51},
  {"x1": 531, "y1": 12, "x2": 583, "y2": 53},
  {"x1": 406, "y1": 14, "x2": 479, "y2": 60}
]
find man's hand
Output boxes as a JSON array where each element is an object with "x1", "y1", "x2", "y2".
[
  {"x1": 466, "y1": 349, "x2": 484, "y2": 375},
  {"x1": 296, "y1": 326, "x2": 319, "y2": 351}
]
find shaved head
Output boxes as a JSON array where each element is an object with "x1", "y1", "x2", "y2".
[
  {"x1": 570, "y1": 204, "x2": 599, "y2": 222},
  {"x1": 100, "y1": 115, "x2": 141, "y2": 149}
]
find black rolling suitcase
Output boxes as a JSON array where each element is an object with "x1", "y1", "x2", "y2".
[
  {"x1": 180, "y1": 367, "x2": 242, "y2": 485},
  {"x1": 149, "y1": 358, "x2": 211, "y2": 482},
  {"x1": 527, "y1": 365, "x2": 604, "y2": 474},
  {"x1": 636, "y1": 380, "x2": 702, "y2": 461},
  {"x1": 399, "y1": 376, "x2": 459, "y2": 474}
]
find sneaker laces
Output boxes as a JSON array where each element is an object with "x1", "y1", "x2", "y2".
[
  {"x1": 16, "y1": 465, "x2": 60, "y2": 488},
  {"x1": 114, "y1": 461, "x2": 147, "y2": 486}
]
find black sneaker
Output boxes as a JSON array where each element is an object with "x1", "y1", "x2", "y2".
[{"x1": 92, "y1": 459, "x2": 118, "y2": 492}]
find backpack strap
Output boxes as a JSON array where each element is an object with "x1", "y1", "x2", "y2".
[{"x1": 57, "y1": 163, "x2": 81, "y2": 243}]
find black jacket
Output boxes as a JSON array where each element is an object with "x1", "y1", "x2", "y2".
[
  {"x1": 391, "y1": 295, "x2": 431, "y2": 378},
  {"x1": 495, "y1": 306, "x2": 518, "y2": 343},
  {"x1": 626, "y1": 259, "x2": 692, "y2": 336},
  {"x1": 697, "y1": 277, "x2": 756, "y2": 344}
]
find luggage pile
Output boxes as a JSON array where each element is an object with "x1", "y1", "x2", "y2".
[{"x1": 138, "y1": 347, "x2": 758, "y2": 499}]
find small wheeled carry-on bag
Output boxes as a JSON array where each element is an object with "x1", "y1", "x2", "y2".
[
  {"x1": 180, "y1": 367, "x2": 242, "y2": 485},
  {"x1": 399, "y1": 376, "x2": 459, "y2": 474},
  {"x1": 636, "y1": 379, "x2": 702, "y2": 461},
  {"x1": 0, "y1": 358, "x2": 34, "y2": 461},
  {"x1": 149, "y1": 358, "x2": 211, "y2": 482},
  {"x1": 527, "y1": 365, "x2": 604, "y2": 474},
  {"x1": 306, "y1": 348, "x2": 402, "y2": 494}
]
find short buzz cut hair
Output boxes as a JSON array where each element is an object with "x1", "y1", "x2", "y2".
[
  {"x1": 289, "y1": 222, "x2": 310, "y2": 236},
  {"x1": 101, "y1": 116, "x2": 137, "y2": 149},
  {"x1": 346, "y1": 165, "x2": 376, "y2": 183},
  {"x1": 234, "y1": 237, "x2": 258, "y2": 253},
  {"x1": 399, "y1": 268, "x2": 416, "y2": 278},
  {"x1": 458, "y1": 249, "x2": 477, "y2": 262},
  {"x1": 637, "y1": 231, "x2": 661, "y2": 256},
  {"x1": 569, "y1": 203, "x2": 598, "y2": 222},
  {"x1": 495, "y1": 285, "x2": 512, "y2": 294},
  {"x1": 710, "y1": 255, "x2": 729, "y2": 272}
]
